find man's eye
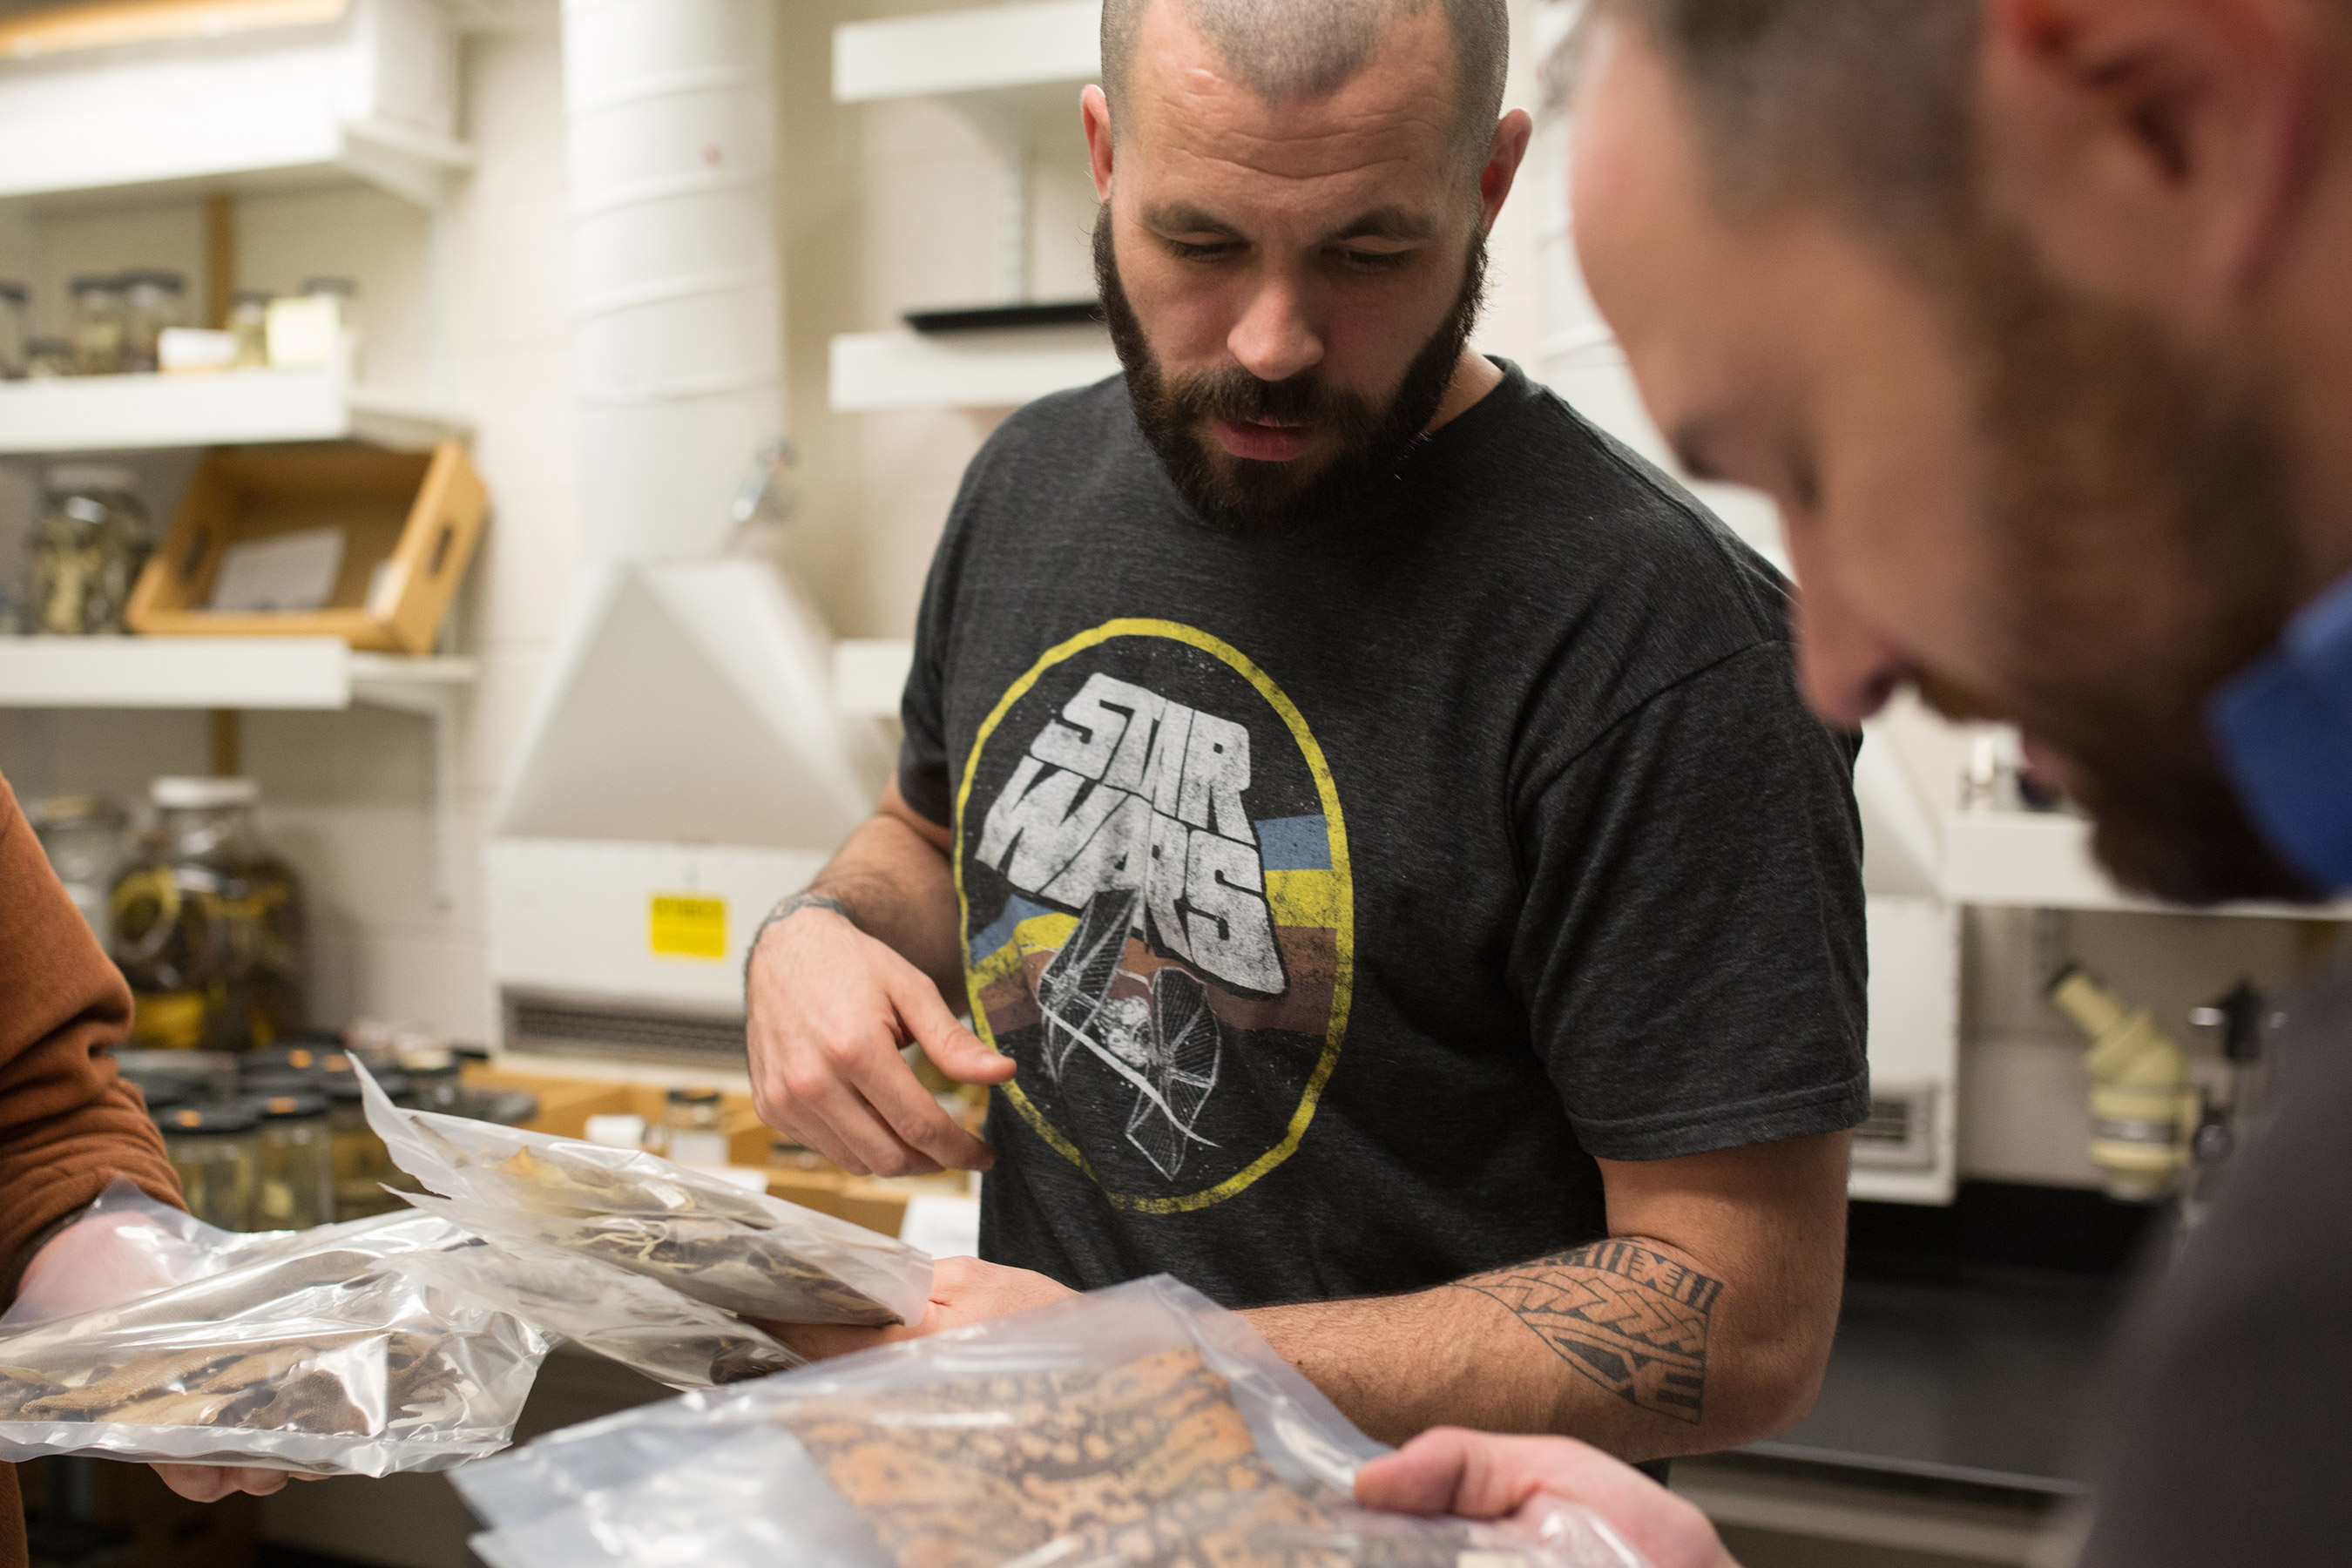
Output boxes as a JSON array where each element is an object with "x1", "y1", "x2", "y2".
[
  {"x1": 1334, "y1": 247, "x2": 1410, "y2": 274},
  {"x1": 1166, "y1": 239, "x2": 1236, "y2": 261}
]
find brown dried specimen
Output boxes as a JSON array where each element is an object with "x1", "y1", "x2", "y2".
[
  {"x1": 438, "y1": 1139, "x2": 902, "y2": 1324},
  {"x1": 0, "y1": 1328, "x2": 461, "y2": 1437},
  {"x1": 781, "y1": 1347, "x2": 1360, "y2": 1568}
]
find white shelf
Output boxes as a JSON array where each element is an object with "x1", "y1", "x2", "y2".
[
  {"x1": 833, "y1": 0, "x2": 1099, "y2": 105},
  {"x1": 0, "y1": 636, "x2": 475, "y2": 904},
  {"x1": 0, "y1": 105, "x2": 474, "y2": 215},
  {"x1": 1941, "y1": 808, "x2": 2352, "y2": 920},
  {"x1": 0, "y1": 0, "x2": 474, "y2": 213},
  {"x1": 0, "y1": 637, "x2": 474, "y2": 711},
  {"x1": 0, "y1": 372, "x2": 470, "y2": 455},
  {"x1": 829, "y1": 326, "x2": 1119, "y2": 414}
]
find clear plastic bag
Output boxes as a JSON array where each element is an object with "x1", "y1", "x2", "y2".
[
  {"x1": 1, "y1": 1177, "x2": 292, "y2": 1329},
  {"x1": 0, "y1": 1208, "x2": 552, "y2": 1476},
  {"x1": 357, "y1": 1061, "x2": 933, "y2": 1326},
  {"x1": 458, "y1": 1275, "x2": 1652, "y2": 1568},
  {"x1": 394, "y1": 1192, "x2": 805, "y2": 1390}
]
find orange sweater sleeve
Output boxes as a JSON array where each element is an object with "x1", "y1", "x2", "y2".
[{"x1": 0, "y1": 772, "x2": 182, "y2": 1301}]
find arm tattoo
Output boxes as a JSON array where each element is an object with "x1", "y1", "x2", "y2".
[{"x1": 1455, "y1": 1240, "x2": 1722, "y2": 1424}]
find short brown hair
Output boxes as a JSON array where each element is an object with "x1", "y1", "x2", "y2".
[
  {"x1": 1102, "y1": 0, "x2": 1512, "y2": 171},
  {"x1": 1583, "y1": 1, "x2": 1980, "y2": 245}
]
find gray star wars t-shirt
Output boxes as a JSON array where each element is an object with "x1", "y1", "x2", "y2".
[{"x1": 897, "y1": 362, "x2": 1869, "y2": 1308}]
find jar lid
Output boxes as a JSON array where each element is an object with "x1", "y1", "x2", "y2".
[
  {"x1": 243, "y1": 1044, "x2": 339, "y2": 1077},
  {"x1": 240, "y1": 1071, "x2": 321, "y2": 1099},
  {"x1": 299, "y1": 276, "x2": 359, "y2": 297},
  {"x1": 130, "y1": 1079, "x2": 188, "y2": 1111},
  {"x1": 666, "y1": 1086, "x2": 723, "y2": 1105},
  {"x1": 29, "y1": 794, "x2": 126, "y2": 830},
  {"x1": 69, "y1": 274, "x2": 122, "y2": 294},
  {"x1": 326, "y1": 1071, "x2": 406, "y2": 1102},
  {"x1": 160, "y1": 1102, "x2": 259, "y2": 1134},
  {"x1": 118, "y1": 268, "x2": 186, "y2": 291},
  {"x1": 152, "y1": 776, "x2": 260, "y2": 808},
  {"x1": 44, "y1": 464, "x2": 139, "y2": 496},
  {"x1": 233, "y1": 289, "x2": 274, "y2": 305},
  {"x1": 256, "y1": 1092, "x2": 328, "y2": 1119}
]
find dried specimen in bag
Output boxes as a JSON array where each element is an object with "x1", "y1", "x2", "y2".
[{"x1": 781, "y1": 1347, "x2": 1344, "y2": 1568}]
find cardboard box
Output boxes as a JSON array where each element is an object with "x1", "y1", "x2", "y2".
[
  {"x1": 126, "y1": 440, "x2": 485, "y2": 653},
  {"x1": 461, "y1": 1064, "x2": 974, "y2": 1240}
]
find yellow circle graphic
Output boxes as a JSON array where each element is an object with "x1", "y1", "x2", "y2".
[{"x1": 953, "y1": 618, "x2": 1356, "y2": 1213}]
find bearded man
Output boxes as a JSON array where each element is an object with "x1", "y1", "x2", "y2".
[
  {"x1": 744, "y1": 0, "x2": 1870, "y2": 1463},
  {"x1": 1352, "y1": 1, "x2": 2352, "y2": 1563}
]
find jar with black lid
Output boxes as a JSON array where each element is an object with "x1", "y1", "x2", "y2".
[
  {"x1": 159, "y1": 1102, "x2": 259, "y2": 1231},
  {"x1": 253, "y1": 1092, "x2": 332, "y2": 1228}
]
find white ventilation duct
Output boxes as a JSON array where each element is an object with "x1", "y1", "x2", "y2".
[{"x1": 486, "y1": 0, "x2": 885, "y2": 1071}]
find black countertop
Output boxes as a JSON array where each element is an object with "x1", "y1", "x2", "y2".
[{"x1": 1744, "y1": 1264, "x2": 2130, "y2": 1494}]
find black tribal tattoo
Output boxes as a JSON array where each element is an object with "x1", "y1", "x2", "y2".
[{"x1": 1456, "y1": 1240, "x2": 1722, "y2": 1423}]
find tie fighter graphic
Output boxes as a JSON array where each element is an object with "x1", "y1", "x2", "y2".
[{"x1": 1033, "y1": 889, "x2": 1225, "y2": 1179}]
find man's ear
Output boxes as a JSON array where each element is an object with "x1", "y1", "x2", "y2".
[
  {"x1": 1979, "y1": 0, "x2": 2318, "y2": 325},
  {"x1": 1083, "y1": 84, "x2": 1116, "y2": 202},
  {"x1": 1479, "y1": 109, "x2": 1536, "y2": 235}
]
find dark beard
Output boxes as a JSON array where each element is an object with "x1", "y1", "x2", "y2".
[
  {"x1": 1956, "y1": 226, "x2": 2318, "y2": 905},
  {"x1": 1094, "y1": 209, "x2": 1487, "y2": 537}
]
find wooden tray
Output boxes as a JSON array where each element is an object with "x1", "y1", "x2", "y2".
[{"x1": 126, "y1": 441, "x2": 486, "y2": 654}]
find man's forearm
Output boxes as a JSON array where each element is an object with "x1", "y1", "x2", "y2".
[
  {"x1": 787, "y1": 809, "x2": 965, "y2": 998},
  {"x1": 1244, "y1": 1238, "x2": 1781, "y2": 1461}
]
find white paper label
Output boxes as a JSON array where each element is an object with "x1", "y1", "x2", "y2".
[{"x1": 208, "y1": 526, "x2": 345, "y2": 613}]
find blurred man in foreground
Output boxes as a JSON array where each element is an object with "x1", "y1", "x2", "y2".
[{"x1": 1356, "y1": 2, "x2": 2352, "y2": 1563}]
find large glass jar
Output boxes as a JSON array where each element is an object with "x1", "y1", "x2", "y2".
[
  {"x1": 111, "y1": 777, "x2": 307, "y2": 1052},
  {"x1": 29, "y1": 794, "x2": 128, "y2": 936},
  {"x1": 253, "y1": 1091, "x2": 332, "y2": 1228},
  {"x1": 118, "y1": 270, "x2": 186, "y2": 375},
  {"x1": 28, "y1": 465, "x2": 152, "y2": 636},
  {"x1": 0, "y1": 281, "x2": 26, "y2": 380},
  {"x1": 68, "y1": 274, "x2": 125, "y2": 375},
  {"x1": 159, "y1": 1102, "x2": 260, "y2": 1232}
]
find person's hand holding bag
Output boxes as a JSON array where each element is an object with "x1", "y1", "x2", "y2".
[
  {"x1": 13, "y1": 1200, "x2": 311, "y2": 1502},
  {"x1": 1356, "y1": 1428, "x2": 1739, "y2": 1568}
]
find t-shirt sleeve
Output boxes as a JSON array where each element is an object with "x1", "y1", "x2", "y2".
[
  {"x1": 895, "y1": 448, "x2": 998, "y2": 830},
  {"x1": 896, "y1": 549, "x2": 954, "y2": 828},
  {"x1": 1511, "y1": 639, "x2": 1870, "y2": 1160}
]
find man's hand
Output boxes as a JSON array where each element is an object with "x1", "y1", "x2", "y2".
[
  {"x1": 1357, "y1": 1429, "x2": 1737, "y2": 1568},
  {"x1": 747, "y1": 903, "x2": 1015, "y2": 1177},
  {"x1": 759, "y1": 1255, "x2": 1078, "y2": 1360},
  {"x1": 17, "y1": 1210, "x2": 312, "y2": 1505},
  {"x1": 152, "y1": 1464, "x2": 304, "y2": 1502}
]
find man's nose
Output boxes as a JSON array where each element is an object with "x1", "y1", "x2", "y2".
[
  {"x1": 1227, "y1": 275, "x2": 1323, "y2": 385},
  {"x1": 1794, "y1": 571, "x2": 1911, "y2": 730}
]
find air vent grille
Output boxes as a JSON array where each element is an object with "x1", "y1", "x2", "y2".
[
  {"x1": 1851, "y1": 1084, "x2": 1938, "y2": 1172},
  {"x1": 503, "y1": 990, "x2": 747, "y2": 1065}
]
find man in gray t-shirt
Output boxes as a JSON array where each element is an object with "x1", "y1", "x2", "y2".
[{"x1": 744, "y1": 0, "x2": 1867, "y2": 1463}]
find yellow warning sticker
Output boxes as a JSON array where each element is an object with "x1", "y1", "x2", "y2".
[{"x1": 649, "y1": 894, "x2": 727, "y2": 960}]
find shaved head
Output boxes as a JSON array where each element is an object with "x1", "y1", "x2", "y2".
[{"x1": 1102, "y1": 0, "x2": 1511, "y2": 169}]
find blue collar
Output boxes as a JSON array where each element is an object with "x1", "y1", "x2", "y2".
[{"x1": 2207, "y1": 569, "x2": 2352, "y2": 892}]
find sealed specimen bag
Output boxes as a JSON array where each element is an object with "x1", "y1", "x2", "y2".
[
  {"x1": 359, "y1": 1063, "x2": 933, "y2": 1326},
  {"x1": 457, "y1": 1275, "x2": 1653, "y2": 1568},
  {"x1": 395, "y1": 1193, "x2": 803, "y2": 1390},
  {"x1": 0, "y1": 1197, "x2": 551, "y2": 1476}
]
